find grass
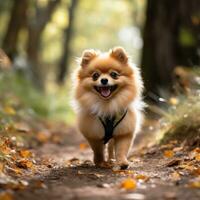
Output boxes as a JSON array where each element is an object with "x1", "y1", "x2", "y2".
[{"x1": 159, "y1": 94, "x2": 200, "y2": 144}]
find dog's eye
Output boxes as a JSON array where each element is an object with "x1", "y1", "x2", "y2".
[
  {"x1": 110, "y1": 71, "x2": 119, "y2": 79},
  {"x1": 92, "y1": 72, "x2": 100, "y2": 81}
]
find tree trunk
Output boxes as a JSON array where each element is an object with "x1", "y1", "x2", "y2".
[
  {"x1": 141, "y1": 0, "x2": 200, "y2": 97},
  {"x1": 26, "y1": 0, "x2": 61, "y2": 89},
  {"x1": 57, "y1": 0, "x2": 79, "y2": 84},
  {"x1": 2, "y1": 0, "x2": 28, "y2": 60}
]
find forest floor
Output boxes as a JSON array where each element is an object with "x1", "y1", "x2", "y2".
[{"x1": 1, "y1": 117, "x2": 200, "y2": 200}]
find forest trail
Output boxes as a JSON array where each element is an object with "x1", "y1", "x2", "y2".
[{"x1": 5, "y1": 125, "x2": 199, "y2": 200}]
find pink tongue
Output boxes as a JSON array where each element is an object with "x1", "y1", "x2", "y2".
[{"x1": 100, "y1": 88, "x2": 111, "y2": 97}]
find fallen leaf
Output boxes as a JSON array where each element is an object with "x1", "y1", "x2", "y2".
[
  {"x1": 16, "y1": 159, "x2": 33, "y2": 169},
  {"x1": 6, "y1": 166, "x2": 22, "y2": 175},
  {"x1": 165, "y1": 158, "x2": 181, "y2": 167},
  {"x1": 192, "y1": 168, "x2": 200, "y2": 176},
  {"x1": 0, "y1": 192, "x2": 13, "y2": 200},
  {"x1": 0, "y1": 145, "x2": 12, "y2": 155},
  {"x1": 79, "y1": 143, "x2": 89, "y2": 150},
  {"x1": 3, "y1": 106, "x2": 16, "y2": 115},
  {"x1": 195, "y1": 154, "x2": 200, "y2": 161},
  {"x1": 120, "y1": 178, "x2": 136, "y2": 190},
  {"x1": 19, "y1": 150, "x2": 32, "y2": 158},
  {"x1": 164, "y1": 150, "x2": 174, "y2": 158},
  {"x1": 193, "y1": 148, "x2": 200, "y2": 153},
  {"x1": 135, "y1": 174, "x2": 149, "y2": 182},
  {"x1": 170, "y1": 172, "x2": 181, "y2": 181},
  {"x1": 112, "y1": 169, "x2": 134, "y2": 175},
  {"x1": 189, "y1": 181, "x2": 200, "y2": 188},
  {"x1": 66, "y1": 158, "x2": 80, "y2": 166},
  {"x1": 179, "y1": 164, "x2": 195, "y2": 171}
]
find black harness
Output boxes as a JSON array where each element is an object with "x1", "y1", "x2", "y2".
[{"x1": 98, "y1": 110, "x2": 128, "y2": 144}]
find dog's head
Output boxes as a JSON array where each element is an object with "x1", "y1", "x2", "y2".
[{"x1": 74, "y1": 47, "x2": 143, "y2": 115}]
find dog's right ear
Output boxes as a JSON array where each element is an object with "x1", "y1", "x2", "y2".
[{"x1": 80, "y1": 49, "x2": 97, "y2": 68}]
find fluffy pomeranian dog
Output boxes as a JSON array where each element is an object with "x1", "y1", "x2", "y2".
[{"x1": 73, "y1": 47, "x2": 143, "y2": 169}]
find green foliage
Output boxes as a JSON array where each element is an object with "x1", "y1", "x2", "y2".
[
  {"x1": 41, "y1": 0, "x2": 145, "y2": 72},
  {"x1": 179, "y1": 27, "x2": 197, "y2": 47},
  {"x1": 0, "y1": 72, "x2": 74, "y2": 123}
]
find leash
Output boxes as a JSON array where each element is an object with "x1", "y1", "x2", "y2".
[{"x1": 99, "y1": 109, "x2": 128, "y2": 144}]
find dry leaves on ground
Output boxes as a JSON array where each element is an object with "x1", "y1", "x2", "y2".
[{"x1": 120, "y1": 178, "x2": 137, "y2": 190}]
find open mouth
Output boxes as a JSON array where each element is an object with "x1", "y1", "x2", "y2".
[{"x1": 94, "y1": 85, "x2": 118, "y2": 98}]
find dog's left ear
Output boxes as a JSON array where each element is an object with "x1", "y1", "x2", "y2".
[{"x1": 110, "y1": 47, "x2": 128, "y2": 64}]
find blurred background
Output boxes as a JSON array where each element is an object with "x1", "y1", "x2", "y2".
[
  {"x1": 0, "y1": 1, "x2": 200, "y2": 196},
  {"x1": 0, "y1": 0, "x2": 199, "y2": 123}
]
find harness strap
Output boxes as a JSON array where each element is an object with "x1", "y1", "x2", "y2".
[{"x1": 99, "y1": 109, "x2": 128, "y2": 144}]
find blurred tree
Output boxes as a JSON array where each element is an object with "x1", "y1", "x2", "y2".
[
  {"x1": 27, "y1": 0, "x2": 61, "y2": 89},
  {"x1": 57, "y1": 0, "x2": 79, "y2": 84},
  {"x1": 2, "y1": 0, "x2": 28, "y2": 60},
  {"x1": 141, "y1": 0, "x2": 200, "y2": 96}
]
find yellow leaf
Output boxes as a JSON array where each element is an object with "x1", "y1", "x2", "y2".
[
  {"x1": 135, "y1": 174, "x2": 149, "y2": 181},
  {"x1": 179, "y1": 164, "x2": 195, "y2": 171},
  {"x1": 164, "y1": 150, "x2": 174, "y2": 158},
  {"x1": 3, "y1": 106, "x2": 16, "y2": 115},
  {"x1": 19, "y1": 150, "x2": 32, "y2": 158},
  {"x1": 189, "y1": 181, "x2": 200, "y2": 188},
  {"x1": 0, "y1": 192, "x2": 13, "y2": 200},
  {"x1": 113, "y1": 170, "x2": 134, "y2": 175},
  {"x1": 195, "y1": 154, "x2": 200, "y2": 161},
  {"x1": 0, "y1": 145, "x2": 11, "y2": 155},
  {"x1": 79, "y1": 143, "x2": 89, "y2": 150},
  {"x1": 120, "y1": 178, "x2": 136, "y2": 190},
  {"x1": 170, "y1": 172, "x2": 181, "y2": 181},
  {"x1": 12, "y1": 167, "x2": 22, "y2": 175},
  {"x1": 125, "y1": 170, "x2": 134, "y2": 175}
]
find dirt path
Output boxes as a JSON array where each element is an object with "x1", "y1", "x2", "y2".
[{"x1": 11, "y1": 128, "x2": 200, "y2": 200}]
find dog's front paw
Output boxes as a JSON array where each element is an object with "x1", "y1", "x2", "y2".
[{"x1": 115, "y1": 159, "x2": 129, "y2": 170}]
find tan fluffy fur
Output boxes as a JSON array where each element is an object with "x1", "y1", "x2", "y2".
[{"x1": 73, "y1": 47, "x2": 144, "y2": 168}]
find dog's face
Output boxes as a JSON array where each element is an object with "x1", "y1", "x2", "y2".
[{"x1": 74, "y1": 47, "x2": 142, "y2": 115}]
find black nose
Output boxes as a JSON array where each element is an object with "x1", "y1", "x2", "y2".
[{"x1": 101, "y1": 78, "x2": 108, "y2": 85}]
